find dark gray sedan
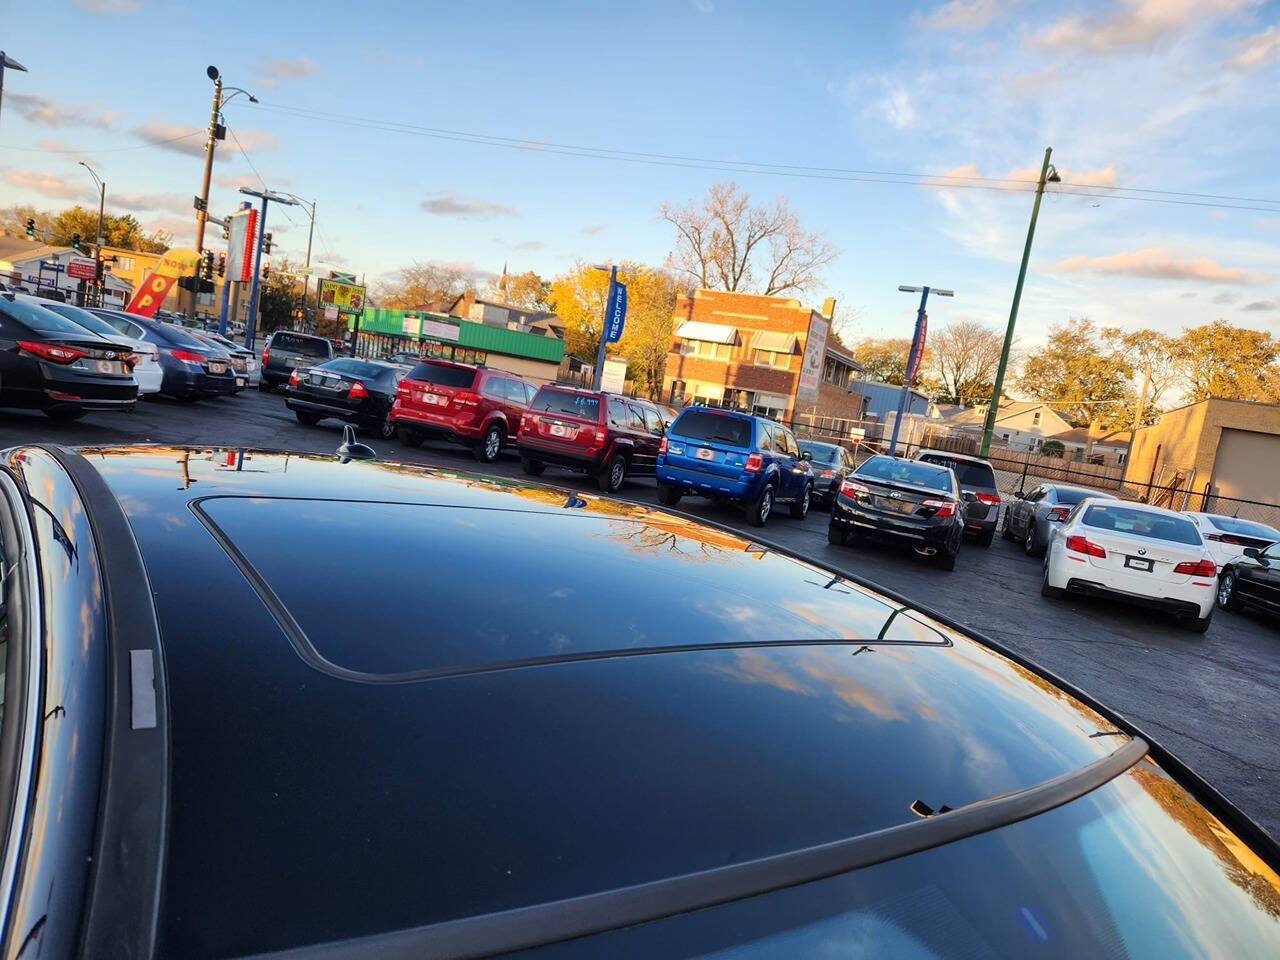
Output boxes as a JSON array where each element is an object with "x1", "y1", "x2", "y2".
[
  {"x1": 1003, "y1": 482, "x2": 1119, "y2": 556},
  {"x1": 797, "y1": 438, "x2": 855, "y2": 509}
]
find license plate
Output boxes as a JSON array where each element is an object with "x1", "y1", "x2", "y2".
[
  {"x1": 209, "y1": 361, "x2": 227, "y2": 374},
  {"x1": 285, "y1": 357, "x2": 298, "y2": 367},
  {"x1": 235, "y1": 377, "x2": 246, "y2": 388},
  {"x1": 1124, "y1": 556, "x2": 1154, "y2": 572},
  {"x1": 95, "y1": 359, "x2": 117, "y2": 374},
  {"x1": 550, "y1": 424, "x2": 567, "y2": 437},
  {"x1": 695, "y1": 447, "x2": 715, "y2": 460},
  {"x1": 422, "y1": 392, "x2": 444, "y2": 406}
]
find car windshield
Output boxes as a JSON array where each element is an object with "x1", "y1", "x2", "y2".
[
  {"x1": 406, "y1": 362, "x2": 476, "y2": 388},
  {"x1": 1081, "y1": 505, "x2": 1202, "y2": 545},
  {"x1": 273, "y1": 333, "x2": 330, "y2": 357},
  {"x1": 323, "y1": 358, "x2": 393, "y2": 380},
  {"x1": 532, "y1": 388, "x2": 600, "y2": 420},
  {"x1": 673, "y1": 410, "x2": 752, "y2": 447},
  {"x1": 797, "y1": 441, "x2": 839, "y2": 464},
  {"x1": 1204, "y1": 515, "x2": 1279, "y2": 539},
  {"x1": 38, "y1": 301, "x2": 128, "y2": 340},
  {"x1": 917, "y1": 454, "x2": 995, "y2": 488},
  {"x1": 857, "y1": 457, "x2": 953, "y2": 493},
  {"x1": 160, "y1": 323, "x2": 214, "y2": 350},
  {"x1": 0, "y1": 297, "x2": 103, "y2": 337}
]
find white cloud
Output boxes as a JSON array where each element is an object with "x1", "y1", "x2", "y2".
[
  {"x1": 73, "y1": 0, "x2": 141, "y2": 12},
  {"x1": 255, "y1": 56, "x2": 317, "y2": 89},
  {"x1": 3, "y1": 170, "x2": 96, "y2": 202},
  {"x1": 6, "y1": 93, "x2": 116, "y2": 129},
  {"x1": 113, "y1": 192, "x2": 194, "y2": 216},
  {"x1": 1034, "y1": 0, "x2": 1260, "y2": 55},
  {"x1": 1241, "y1": 299, "x2": 1279, "y2": 312},
  {"x1": 421, "y1": 192, "x2": 516, "y2": 217},
  {"x1": 512, "y1": 240, "x2": 545, "y2": 251},
  {"x1": 876, "y1": 84, "x2": 916, "y2": 129},
  {"x1": 1051, "y1": 247, "x2": 1265, "y2": 284},
  {"x1": 228, "y1": 129, "x2": 283, "y2": 152},
  {"x1": 918, "y1": 0, "x2": 1003, "y2": 31},
  {"x1": 1225, "y1": 25, "x2": 1279, "y2": 72},
  {"x1": 215, "y1": 173, "x2": 290, "y2": 190},
  {"x1": 692, "y1": 0, "x2": 713, "y2": 12},
  {"x1": 132, "y1": 120, "x2": 205, "y2": 156},
  {"x1": 580, "y1": 223, "x2": 605, "y2": 236}
]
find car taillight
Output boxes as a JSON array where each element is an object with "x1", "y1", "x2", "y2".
[
  {"x1": 18, "y1": 340, "x2": 87, "y2": 364},
  {"x1": 921, "y1": 498, "x2": 957, "y2": 517},
  {"x1": 170, "y1": 348, "x2": 205, "y2": 364},
  {"x1": 121, "y1": 353, "x2": 137, "y2": 369},
  {"x1": 1047, "y1": 506, "x2": 1071, "y2": 521},
  {"x1": 975, "y1": 491, "x2": 1001, "y2": 505},
  {"x1": 593, "y1": 429, "x2": 606, "y2": 446},
  {"x1": 659, "y1": 436, "x2": 668, "y2": 455},
  {"x1": 1066, "y1": 535, "x2": 1106, "y2": 558},
  {"x1": 1204, "y1": 533, "x2": 1241, "y2": 545},
  {"x1": 840, "y1": 478, "x2": 870, "y2": 497},
  {"x1": 288, "y1": 369, "x2": 300, "y2": 387},
  {"x1": 262, "y1": 347, "x2": 270, "y2": 365},
  {"x1": 819, "y1": 469, "x2": 835, "y2": 477},
  {"x1": 348, "y1": 380, "x2": 368, "y2": 398},
  {"x1": 1174, "y1": 559, "x2": 1217, "y2": 576},
  {"x1": 452, "y1": 390, "x2": 479, "y2": 407},
  {"x1": 744, "y1": 452, "x2": 763, "y2": 473}
]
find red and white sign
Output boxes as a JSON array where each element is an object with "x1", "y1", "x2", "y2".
[
  {"x1": 225, "y1": 207, "x2": 259, "y2": 283},
  {"x1": 66, "y1": 257, "x2": 97, "y2": 280}
]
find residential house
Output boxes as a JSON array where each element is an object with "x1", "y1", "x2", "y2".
[
  {"x1": 1052, "y1": 426, "x2": 1132, "y2": 465},
  {"x1": 444, "y1": 290, "x2": 564, "y2": 339},
  {"x1": 937, "y1": 400, "x2": 1074, "y2": 451}
]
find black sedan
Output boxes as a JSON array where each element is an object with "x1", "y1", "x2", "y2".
[
  {"x1": 89, "y1": 308, "x2": 236, "y2": 400},
  {"x1": 1218, "y1": 540, "x2": 1280, "y2": 620},
  {"x1": 797, "y1": 438, "x2": 855, "y2": 508},
  {"x1": 1, "y1": 443, "x2": 1278, "y2": 957},
  {"x1": 284, "y1": 356, "x2": 401, "y2": 438},
  {"x1": 829, "y1": 453, "x2": 965, "y2": 569},
  {"x1": 0, "y1": 293, "x2": 138, "y2": 419}
]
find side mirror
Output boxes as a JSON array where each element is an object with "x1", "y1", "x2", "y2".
[
  {"x1": 1242, "y1": 547, "x2": 1260, "y2": 559},
  {"x1": 1014, "y1": 490, "x2": 1026, "y2": 499},
  {"x1": 801, "y1": 450, "x2": 813, "y2": 461}
]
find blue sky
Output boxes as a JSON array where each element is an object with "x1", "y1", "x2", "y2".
[{"x1": 1, "y1": 0, "x2": 1277, "y2": 347}]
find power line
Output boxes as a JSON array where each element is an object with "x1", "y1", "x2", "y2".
[
  {"x1": 224, "y1": 124, "x2": 301, "y2": 233},
  {"x1": 0, "y1": 129, "x2": 205, "y2": 154},
  {"x1": 249, "y1": 100, "x2": 1280, "y2": 210}
]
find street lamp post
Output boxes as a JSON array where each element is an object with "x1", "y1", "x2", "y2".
[
  {"x1": 270, "y1": 191, "x2": 316, "y2": 307},
  {"x1": 888, "y1": 284, "x2": 953, "y2": 457},
  {"x1": 0, "y1": 52, "x2": 29, "y2": 127},
  {"x1": 238, "y1": 187, "x2": 299, "y2": 351},
  {"x1": 979, "y1": 147, "x2": 1060, "y2": 457},
  {"x1": 591, "y1": 263, "x2": 618, "y2": 391},
  {"x1": 79, "y1": 161, "x2": 106, "y2": 306}
]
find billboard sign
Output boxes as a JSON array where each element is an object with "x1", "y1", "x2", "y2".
[
  {"x1": 66, "y1": 257, "x2": 97, "y2": 280},
  {"x1": 420, "y1": 317, "x2": 460, "y2": 341},
  {"x1": 318, "y1": 278, "x2": 366, "y2": 316},
  {"x1": 600, "y1": 357, "x2": 627, "y2": 393},
  {"x1": 226, "y1": 208, "x2": 258, "y2": 283},
  {"x1": 795, "y1": 312, "x2": 830, "y2": 403}
]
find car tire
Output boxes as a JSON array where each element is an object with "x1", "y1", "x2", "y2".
[
  {"x1": 475, "y1": 424, "x2": 503, "y2": 463},
  {"x1": 377, "y1": 417, "x2": 397, "y2": 441},
  {"x1": 1216, "y1": 570, "x2": 1243, "y2": 612},
  {"x1": 937, "y1": 537, "x2": 958, "y2": 571},
  {"x1": 520, "y1": 455, "x2": 545, "y2": 477},
  {"x1": 1001, "y1": 515, "x2": 1017, "y2": 541},
  {"x1": 397, "y1": 425, "x2": 423, "y2": 448},
  {"x1": 44, "y1": 407, "x2": 86, "y2": 421},
  {"x1": 1184, "y1": 611, "x2": 1213, "y2": 634},
  {"x1": 259, "y1": 381, "x2": 274, "y2": 393},
  {"x1": 977, "y1": 528, "x2": 994, "y2": 548},
  {"x1": 598, "y1": 454, "x2": 626, "y2": 494},
  {"x1": 1024, "y1": 523, "x2": 1041, "y2": 557},
  {"x1": 789, "y1": 483, "x2": 811, "y2": 519},
  {"x1": 295, "y1": 411, "x2": 321, "y2": 426},
  {"x1": 657, "y1": 484, "x2": 682, "y2": 507},
  {"x1": 1040, "y1": 558, "x2": 1065, "y2": 599},
  {"x1": 747, "y1": 483, "x2": 775, "y2": 527},
  {"x1": 828, "y1": 523, "x2": 846, "y2": 546}
]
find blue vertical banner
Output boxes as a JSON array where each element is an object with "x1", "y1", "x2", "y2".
[{"x1": 605, "y1": 281, "x2": 627, "y2": 343}]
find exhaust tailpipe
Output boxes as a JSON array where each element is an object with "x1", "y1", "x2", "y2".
[{"x1": 914, "y1": 546, "x2": 937, "y2": 557}]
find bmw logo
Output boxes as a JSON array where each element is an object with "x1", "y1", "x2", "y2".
[{"x1": 1137, "y1": 548, "x2": 1147, "y2": 556}]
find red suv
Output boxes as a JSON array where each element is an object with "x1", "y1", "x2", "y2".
[
  {"x1": 390, "y1": 360, "x2": 535, "y2": 463},
  {"x1": 517, "y1": 385, "x2": 666, "y2": 493}
]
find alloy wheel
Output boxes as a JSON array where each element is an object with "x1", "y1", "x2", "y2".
[
  {"x1": 610, "y1": 459, "x2": 624, "y2": 489},
  {"x1": 760, "y1": 488, "x2": 772, "y2": 522},
  {"x1": 484, "y1": 428, "x2": 501, "y2": 461},
  {"x1": 1218, "y1": 573, "x2": 1234, "y2": 608}
]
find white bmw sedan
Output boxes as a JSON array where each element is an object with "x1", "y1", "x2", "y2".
[{"x1": 1041, "y1": 499, "x2": 1217, "y2": 632}]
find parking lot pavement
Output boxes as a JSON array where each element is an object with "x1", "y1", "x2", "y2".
[{"x1": 5, "y1": 390, "x2": 1279, "y2": 839}]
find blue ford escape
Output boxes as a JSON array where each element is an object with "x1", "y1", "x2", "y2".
[{"x1": 656, "y1": 406, "x2": 814, "y2": 526}]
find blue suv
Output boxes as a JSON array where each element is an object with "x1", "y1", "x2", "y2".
[{"x1": 656, "y1": 406, "x2": 814, "y2": 526}]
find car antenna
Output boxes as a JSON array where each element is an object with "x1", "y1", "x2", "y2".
[{"x1": 336, "y1": 425, "x2": 376, "y2": 464}]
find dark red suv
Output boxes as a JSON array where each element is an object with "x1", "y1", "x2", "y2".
[
  {"x1": 390, "y1": 360, "x2": 535, "y2": 463},
  {"x1": 517, "y1": 386, "x2": 666, "y2": 493}
]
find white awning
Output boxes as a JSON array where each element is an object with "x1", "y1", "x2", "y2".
[
  {"x1": 675, "y1": 321, "x2": 739, "y2": 345},
  {"x1": 751, "y1": 331, "x2": 798, "y2": 353}
]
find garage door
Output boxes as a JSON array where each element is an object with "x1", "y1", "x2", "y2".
[{"x1": 1210, "y1": 428, "x2": 1280, "y2": 503}]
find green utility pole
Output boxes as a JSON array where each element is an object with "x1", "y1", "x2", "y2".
[{"x1": 980, "y1": 146, "x2": 1057, "y2": 457}]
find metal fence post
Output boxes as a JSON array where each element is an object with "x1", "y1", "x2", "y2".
[
  {"x1": 1020, "y1": 447, "x2": 1030, "y2": 494},
  {"x1": 1201, "y1": 481, "x2": 1211, "y2": 512}
]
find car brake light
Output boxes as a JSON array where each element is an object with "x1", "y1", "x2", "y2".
[
  {"x1": 921, "y1": 498, "x2": 957, "y2": 517},
  {"x1": 262, "y1": 347, "x2": 270, "y2": 365},
  {"x1": 1066, "y1": 535, "x2": 1106, "y2": 558},
  {"x1": 121, "y1": 353, "x2": 137, "y2": 369},
  {"x1": 348, "y1": 380, "x2": 368, "y2": 398},
  {"x1": 288, "y1": 369, "x2": 300, "y2": 387},
  {"x1": 1174, "y1": 559, "x2": 1216, "y2": 576},
  {"x1": 975, "y1": 492, "x2": 1001, "y2": 505},
  {"x1": 18, "y1": 340, "x2": 88, "y2": 364},
  {"x1": 840, "y1": 478, "x2": 870, "y2": 497},
  {"x1": 1047, "y1": 506, "x2": 1071, "y2": 521},
  {"x1": 452, "y1": 390, "x2": 479, "y2": 407},
  {"x1": 170, "y1": 348, "x2": 205, "y2": 364},
  {"x1": 1204, "y1": 533, "x2": 1241, "y2": 545},
  {"x1": 593, "y1": 430, "x2": 606, "y2": 446},
  {"x1": 659, "y1": 436, "x2": 668, "y2": 455},
  {"x1": 820, "y1": 469, "x2": 835, "y2": 477},
  {"x1": 744, "y1": 452, "x2": 763, "y2": 473},
  {"x1": 520, "y1": 414, "x2": 532, "y2": 432}
]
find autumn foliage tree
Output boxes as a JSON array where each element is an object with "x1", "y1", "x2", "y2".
[
  {"x1": 1, "y1": 204, "x2": 171, "y2": 252},
  {"x1": 1016, "y1": 319, "x2": 1134, "y2": 428},
  {"x1": 1172, "y1": 319, "x2": 1279, "y2": 403},
  {"x1": 486, "y1": 270, "x2": 551, "y2": 312}
]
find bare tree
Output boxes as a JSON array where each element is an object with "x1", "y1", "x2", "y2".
[
  {"x1": 371, "y1": 261, "x2": 485, "y2": 309},
  {"x1": 928, "y1": 319, "x2": 1006, "y2": 406},
  {"x1": 660, "y1": 181, "x2": 836, "y2": 296}
]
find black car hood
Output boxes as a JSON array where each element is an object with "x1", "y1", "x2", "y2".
[{"x1": 80, "y1": 446, "x2": 1131, "y2": 958}]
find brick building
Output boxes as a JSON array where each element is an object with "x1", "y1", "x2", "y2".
[{"x1": 661, "y1": 289, "x2": 862, "y2": 423}]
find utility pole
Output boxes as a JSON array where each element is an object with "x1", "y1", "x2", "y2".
[
  {"x1": 889, "y1": 284, "x2": 953, "y2": 457},
  {"x1": 195, "y1": 66, "x2": 222, "y2": 257},
  {"x1": 979, "y1": 147, "x2": 1060, "y2": 457},
  {"x1": 80, "y1": 162, "x2": 106, "y2": 307}
]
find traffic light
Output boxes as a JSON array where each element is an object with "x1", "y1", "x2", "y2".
[
  {"x1": 262, "y1": 232, "x2": 273, "y2": 255},
  {"x1": 24, "y1": 218, "x2": 35, "y2": 238},
  {"x1": 72, "y1": 234, "x2": 81, "y2": 250},
  {"x1": 202, "y1": 249, "x2": 215, "y2": 280},
  {"x1": 262, "y1": 264, "x2": 271, "y2": 280},
  {"x1": 221, "y1": 222, "x2": 230, "y2": 241},
  {"x1": 216, "y1": 252, "x2": 226, "y2": 278}
]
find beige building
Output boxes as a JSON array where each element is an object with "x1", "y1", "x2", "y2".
[{"x1": 1125, "y1": 398, "x2": 1280, "y2": 505}]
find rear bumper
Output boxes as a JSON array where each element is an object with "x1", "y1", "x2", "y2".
[
  {"x1": 830, "y1": 495, "x2": 956, "y2": 548},
  {"x1": 392, "y1": 403, "x2": 482, "y2": 442},
  {"x1": 134, "y1": 365, "x2": 163, "y2": 395},
  {"x1": 286, "y1": 395, "x2": 378, "y2": 426},
  {"x1": 1045, "y1": 542, "x2": 1214, "y2": 617},
  {"x1": 963, "y1": 511, "x2": 997, "y2": 536},
  {"x1": 160, "y1": 366, "x2": 235, "y2": 396},
  {"x1": 656, "y1": 462, "x2": 759, "y2": 502},
  {"x1": 1063, "y1": 578, "x2": 1209, "y2": 619},
  {"x1": 517, "y1": 437, "x2": 603, "y2": 471}
]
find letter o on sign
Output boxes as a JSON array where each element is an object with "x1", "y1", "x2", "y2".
[{"x1": 150, "y1": 277, "x2": 167, "y2": 292}]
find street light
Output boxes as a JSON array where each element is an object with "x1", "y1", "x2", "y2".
[
  {"x1": 268, "y1": 190, "x2": 317, "y2": 298},
  {"x1": 0, "y1": 52, "x2": 28, "y2": 127},
  {"x1": 238, "y1": 187, "x2": 299, "y2": 351},
  {"x1": 979, "y1": 148, "x2": 1059, "y2": 456},
  {"x1": 887, "y1": 284, "x2": 954, "y2": 457},
  {"x1": 79, "y1": 162, "x2": 107, "y2": 306}
]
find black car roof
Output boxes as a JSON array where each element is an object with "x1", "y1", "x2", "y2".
[
  {"x1": 77, "y1": 446, "x2": 1139, "y2": 957},
  {"x1": 916, "y1": 448, "x2": 992, "y2": 465}
]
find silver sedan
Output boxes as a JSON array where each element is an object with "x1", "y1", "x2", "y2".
[{"x1": 1003, "y1": 482, "x2": 1118, "y2": 556}]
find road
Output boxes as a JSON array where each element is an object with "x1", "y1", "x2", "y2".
[{"x1": 7, "y1": 389, "x2": 1279, "y2": 839}]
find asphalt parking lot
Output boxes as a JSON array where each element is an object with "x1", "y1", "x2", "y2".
[{"x1": 6, "y1": 389, "x2": 1279, "y2": 840}]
